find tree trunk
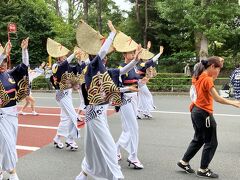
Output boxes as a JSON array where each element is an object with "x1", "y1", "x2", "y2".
[
  {"x1": 135, "y1": 0, "x2": 140, "y2": 23},
  {"x1": 194, "y1": 31, "x2": 201, "y2": 61},
  {"x1": 67, "y1": 0, "x2": 74, "y2": 24},
  {"x1": 96, "y1": 0, "x2": 102, "y2": 34},
  {"x1": 135, "y1": 0, "x2": 144, "y2": 44},
  {"x1": 199, "y1": 33, "x2": 208, "y2": 60},
  {"x1": 143, "y1": 0, "x2": 148, "y2": 48},
  {"x1": 83, "y1": 0, "x2": 88, "y2": 22},
  {"x1": 55, "y1": 0, "x2": 61, "y2": 17},
  {"x1": 196, "y1": 0, "x2": 209, "y2": 61}
]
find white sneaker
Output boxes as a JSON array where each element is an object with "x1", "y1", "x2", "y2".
[
  {"x1": 18, "y1": 111, "x2": 26, "y2": 115},
  {"x1": 0, "y1": 173, "x2": 3, "y2": 180},
  {"x1": 143, "y1": 113, "x2": 153, "y2": 119},
  {"x1": 9, "y1": 173, "x2": 19, "y2": 180},
  {"x1": 32, "y1": 111, "x2": 38, "y2": 115},
  {"x1": 137, "y1": 111, "x2": 144, "y2": 119},
  {"x1": 65, "y1": 139, "x2": 78, "y2": 151},
  {"x1": 75, "y1": 172, "x2": 87, "y2": 180},
  {"x1": 53, "y1": 137, "x2": 64, "y2": 149}
]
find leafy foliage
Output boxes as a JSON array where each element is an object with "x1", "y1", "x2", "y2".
[{"x1": 0, "y1": 0, "x2": 240, "y2": 73}]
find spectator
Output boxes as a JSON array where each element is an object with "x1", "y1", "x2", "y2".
[
  {"x1": 184, "y1": 63, "x2": 191, "y2": 76},
  {"x1": 230, "y1": 63, "x2": 240, "y2": 99},
  {"x1": 177, "y1": 56, "x2": 240, "y2": 179}
]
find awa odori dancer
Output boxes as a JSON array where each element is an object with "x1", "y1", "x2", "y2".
[
  {"x1": 0, "y1": 38, "x2": 30, "y2": 180},
  {"x1": 19, "y1": 62, "x2": 46, "y2": 115},
  {"x1": 47, "y1": 38, "x2": 82, "y2": 150},
  {"x1": 113, "y1": 31, "x2": 146, "y2": 169},
  {"x1": 136, "y1": 42, "x2": 164, "y2": 119},
  {"x1": 75, "y1": 20, "x2": 143, "y2": 180}
]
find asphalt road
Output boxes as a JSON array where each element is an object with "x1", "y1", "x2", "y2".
[{"x1": 5, "y1": 92, "x2": 240, "y2": 180}]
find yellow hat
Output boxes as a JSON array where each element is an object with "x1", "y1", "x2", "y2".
[
  {"x1": 0, "y1": 44, "x2": 4, "y2": 54},
  {"x1": 47, "y1": 38, "x2": 70, "y2": 58},
  {"x1": 113, "y1": 31, "x2": 138, "y2": 53},
  {"x1": 76, "y1": 20, "x2": 114, "y2": 55},
  {"x1": 139, "y1": 48, "x2": 154, "y2": 61},
  {"x1": 73, "y1": 46, "x2": 89, "y2": 61}
]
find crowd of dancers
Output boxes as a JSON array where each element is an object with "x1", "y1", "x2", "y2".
[
  {"x1": 0, "y1": 21, "x2": 163, "y2": 180},
  {"x1": 0, "y1": 20, "x2": 240, "y2": 180}
]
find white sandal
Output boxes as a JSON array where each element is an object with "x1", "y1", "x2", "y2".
[{"x1": 127, "y1": 159, "x2": 144, "y2": 169}]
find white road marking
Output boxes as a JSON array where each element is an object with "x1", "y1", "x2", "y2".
[
  {"x1": 151, "y1": 110, "x2": 240, "y2": 117},
  {"x1": 27, "y1": 96, "x2": 80, "y2": 100},
  {"x1": 18, "y1": 112, "x2": 85, "y2": 117},
  {"x1": 18, "y1": 107, "x2": 240, "y2": 118},
  {"x1": 19, "y1": 124, "x2": 58, "y2": 130},
  {"x1": 16, "y1": 145, "x2": 40, "y2": 151}
]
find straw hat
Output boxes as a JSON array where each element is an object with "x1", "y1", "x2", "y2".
[
  {"x1": 47, "y1": 38, "x2": 70, "y2": 58},
  {"x1": 76, "y1": 20, "x2": 114, "y2": 55},
  {"x1": 113, "y1": 31, "x2": 138, "y2": 53},
  {"x1": 73, "y1": 46, "x2": 89, "y2": 61},
  {"x1": 139, "y1": 48, "x2": 154, "y2": 61}
]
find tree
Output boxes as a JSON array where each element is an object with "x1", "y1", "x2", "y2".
[
  {"x1": 0, "y1": 0, "x2": 56, "y2": 65},
  {"x1": 96, "y1": 0, "x2": 102, "y2": 34},
  {"x1": 156, "y1": 0, "x2": 240, "y2": 60},
  {"x1": 44, "y1": 0, "x2": 62, "y2": 17},
  {"x1": 83, "y1": 0, "x2": 88, "y2": 22},
  {"x1": 144, "y1": 0, "x2": 148, "y2": 47}
]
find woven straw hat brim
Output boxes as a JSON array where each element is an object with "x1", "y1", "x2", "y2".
[
  {"x1": 113, "y1": 31, "x2": 138, "y2": 53},
  {"x1": 140, "y1": 48, "x2": 154, "y2": 61},
  {"x1": 76, "y1": 20, "x2": 101, "y2": 55},
  {"x1": 0, "y1": 44, "x2": 4, "y2": 54},
  {"x1": 47, "y1": 38, "x2": 70, "y2": 58},
  {"x1": 76, "y1": 20, "x2": 114, "y2": 55},
  {"x1": 74, "y1": 46, "x2": 89, "y2": 61}
]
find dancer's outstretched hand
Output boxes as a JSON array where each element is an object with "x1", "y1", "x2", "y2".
[
  {"x1": 107, "y1": 20, "x2": 116, "y2": 33},
  {"x1": 4, "y1": 41, "x2": 12, "y2": 55},
  {"x1": 128, "y1": 85, "x2": 139, "y2": 92},
  {"x1": 160, "y1": 46, "x2": 164, "y2": 55},
  {"x1": 21, "y1": 37, "x2": 29, "y2": 49},
  {"x1": 147, "y1": 41, "x2": 151, "y2": 50},
  {"x1": 134, "y1": 44, "x2": 143, "y2": 60}
]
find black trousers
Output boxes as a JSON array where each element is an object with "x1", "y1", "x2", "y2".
[{"x1": 182, "y1": 106, "x2": 218, "y2": 169}]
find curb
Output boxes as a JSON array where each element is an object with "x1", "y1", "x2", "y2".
[{"x1": 31, "y1": 90, "x2": 189, "y2": 96}]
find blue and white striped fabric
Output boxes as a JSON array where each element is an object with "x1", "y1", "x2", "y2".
[{"x1": 230, "y1": 68, "x2": 240, "y2": 99}]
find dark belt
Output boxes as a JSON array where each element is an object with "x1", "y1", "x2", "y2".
[
  {"x1": 192, "y1": 105, "x2": 211, "y2": 116},
  {"x1": 98, "y1": 102, "x2": 109, "y2": 105}
]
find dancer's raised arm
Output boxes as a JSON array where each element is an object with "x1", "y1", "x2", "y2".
[
  {"x1": 98, "y1": 20, "x2": 116, "y2": 60},
  {"x1": 21, "y1": 38, "x2": 29, "y2": 66}
]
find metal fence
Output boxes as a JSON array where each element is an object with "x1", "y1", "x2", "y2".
[
  {"x1": 31, "y1": 75, "x2": 231, "y2": 92},
  {"x1": 148, "y1": 76, "x2": 230, "y2": 92}
]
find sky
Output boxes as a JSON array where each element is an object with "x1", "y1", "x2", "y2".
[
  {"x1": 112, "y1": 0, "x2": 133, "y2": 11},
  {"x1": 61, "y1": 1, "x2": 133, "y2": 18}
]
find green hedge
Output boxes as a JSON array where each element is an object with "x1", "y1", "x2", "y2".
[
  {"x1": 148, "y1": 73, "x2": 191, "y2": 92},
  {"x1": 147, "y1": 73, "x2": 230, "y2": 92},
  {"x1": 31, "y1": 74, "x2": 230, "y2": 92},
  {"x1": 32, "y1": 75, "x2": 49, "y2": 90}
]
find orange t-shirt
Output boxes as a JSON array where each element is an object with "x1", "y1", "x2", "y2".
[{"x1": 190, "y1": 72, "x2": 214, "y2": 114}]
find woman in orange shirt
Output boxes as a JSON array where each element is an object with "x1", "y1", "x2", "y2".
[{"x1": 177, "y1": 56, "x2": 240, "y2": 178}]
